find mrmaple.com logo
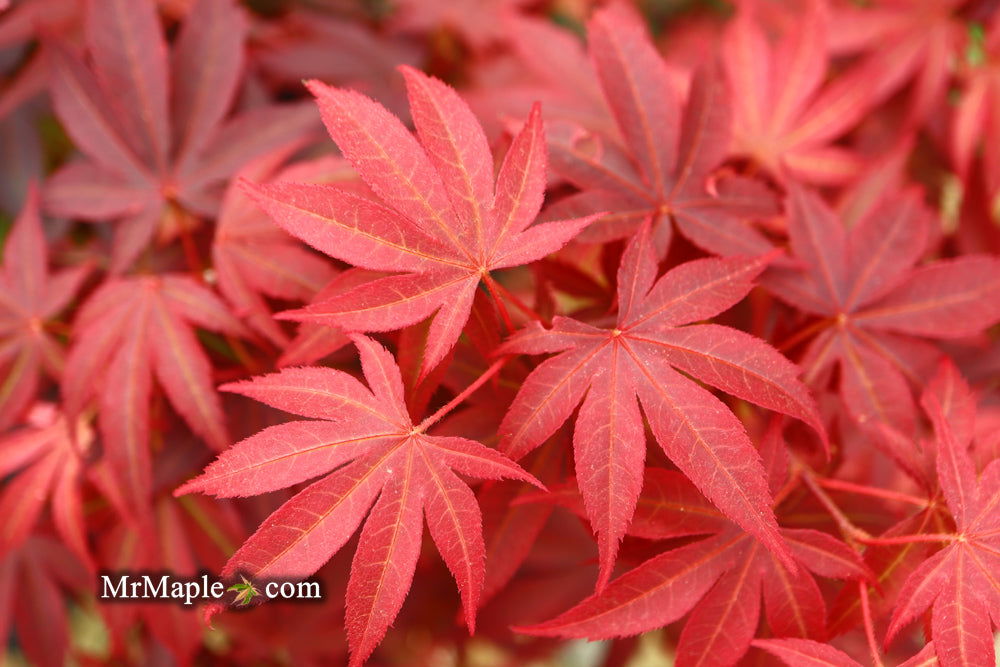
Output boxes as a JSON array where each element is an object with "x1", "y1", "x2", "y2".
[{"x1": 98, "y1": 572, "x2": 322, "y2": 607}]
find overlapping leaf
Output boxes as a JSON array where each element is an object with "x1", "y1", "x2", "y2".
[
  {"x1": 63, "y1": 273, "x2": 246, "y2": 517},
  {"x1": 543, "y1": 4, "x2": 778, "y2": 256},
  {"x1": 884, "y1": 361, "x2": 999, "y2": 667},
  {"x1": 516, "y1": 456, "x2": 869, "y2": 665},
  {"x1": 0, "y1": 187, "x2": 87, "y2": 429},
  {"x1": 42, "y1": 0, "x2": 317, "y2": 271},
  {"x1": 499, "y1": 225, "x2": 825, "y2": 589},
  {"x1": 177, "y1": 335, "x2": 540, "y2": 666},
  {"x1": 248, "y1": 66, "x2": 595, "y2": 377},
  {"x1": 723, "y1": 0, "x2": 874, "y2": 184},
  {"x1": 212, "y1": 148, "x2": 341, "y2": 346},
  {"x1": 764, "y1": 184, "x2": 1000, "y2": 435},
  {"x1": 0, "y1": 403, "x2": 91, "y2": 566}
]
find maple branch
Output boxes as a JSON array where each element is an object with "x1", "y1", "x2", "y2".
[
  {"x1": 417, "y1": 355, "x2": 510, "y2": 432},
  {"x1": 858, "y1": 581, "x2": 885, "y2": 667},
  {"x1": 816, "y1": 477, "x2": 928, "y2": 508}
]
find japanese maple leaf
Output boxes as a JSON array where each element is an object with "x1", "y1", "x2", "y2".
[
  {"x1": 828, "y1": 0, "x2": 965, "y2": 132},
  {"x1": 42, "y1": 0, "x2": 317, "y2": 272},
  {"x1": 0, "y1": 403, "x2": 92, "y2": 567},
  {"x1": 498, "y1": 224, "x2": 825, "y2": 590},
  {"x1": 176, "y1": 335, "x2": 540, "y2": 667},
  {"x1": 212, "y1": 148, "x2": 343, "y2": 346},
  {"x1": 0, "y1": 536, "x2": 89, "y2": 667},
  {"x1": 722, "y1": 0, "x2": 873, "y2": 184},
  {"x1": 0, "y1": 0, "x2": 81, "y2": 119},
  {"x1": 543, "y1": 4, "x2": 778, "y2": 256},
  {"x1": 516, "y1": 462, "x2": 870, "y2": 664},
  {"x1": 247, "y1": 66, "x2": 596, "y2": 377},
  {"x1": 0, "y1": 186, "x2": 87, "y2": 429},
  {"x1": 885, "y1": 361, "x2": 1000, "y2": 667},
  {"x1": 62, "y1": 272, "x2": 247, "y2": 517},
  {"x1": 764, "y1": 184, "x2": 1000, "y2": 436}
]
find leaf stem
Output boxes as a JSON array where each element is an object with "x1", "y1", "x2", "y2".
[
  {"x1": 777, "y1": 317, "x2": 833, "y2": 352},
  {"x1": 482, "y1": 274, "x2": 516, "y2": 333},
  {"x1": 771, "y1": 468, "x2": 802, "y2": 507},
  {"x1": 798, "y1": 464, "x2": 872, "y2": 545},
  {"x1": 816, "y1": 477, "x2": 928, "y2": 508},
  {"x1": 417, "y1": 355, "x2": 509, "y2": 432},
  {"x1": 488, "y1": 274, "x2": 549, "y2": 326},
  {"x1": 176, "y1": 213, "x2": 204, "y2": 281},
  {"x1": 858, "y1": 580, "x2": 885, "y2": 667}
]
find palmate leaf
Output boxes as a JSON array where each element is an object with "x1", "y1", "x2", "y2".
[
  {"x1": 0, "y1": 187, "x2": 87, "y2": 429},
  {"x1": 177, "y1": 335, "x2": 540, "y2": 667},
  {"x1": 42, "y1": 0, "x2": 317, "y2": 272},
  {"x1": 248, "y1": 66, "x2": 597, "y2": 378},
  {"x1": 884, "y1": 361, "x2": 1000, "y2": 667},
  {"x1": 722, "y1": 0, "x2": 873, "y2": 184},
  {"x1": 543, "y1": 4, "x2": 779, "y2": 257},
  {"x1": 0, "y1": 403, "x2": 92, "y2": 567},
  {"x1": 515, "y1": 459, "x2": 869, "y2": 665},
  {"x1": 498, "y1": 225, "x2": 825, "y2": 590},
  {"x1": 828, "y1": 0, "x2": 964, "y2": 131},
  {"x1": 764, "y1": 184, "x2": 1000, "y2": 435},
  {"x1": 212, "y1": 147, "x2": 343, "y2": 346},
  {"x1": 63, "y1": 273, "x2": 247, "y2": 518}
]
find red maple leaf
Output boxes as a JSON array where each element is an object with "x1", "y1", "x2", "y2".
[
  {"x1": 722, "y1": 0, "x2": 873, "y2": 184},
  {"x1": 248, "y1": 66, "x2": 596, "y2": 377},
  {"x1": 212, "y1": 147, "x2": 342, "y2": 346},
  {"x1": 498, "y1": 225, "x2": 825, "y2": 589},
  {"x1": 0, "y1": 403, "x2": 92, "y2": 566},
  {"x1": 543, "y1": 4, "x2": 778, "y2": 256},
  {"x1": 765, "y1": 184, "x2": 1000, "y2": 435},
  {"x1": 42, "y1": 0, "x2": 317, "y2": 272},
  {"x1": 176, "y1": 334, "x2": 541, "y2": 666},
  {"x1": 885, "y1": 360, "x2": 999, "y2": 667},
  {"x1": 0, "y1": 186, "x2": 87, "y2": 429},
  {"x1": 63, "y1": 272, "x2": 247, "y2": 516},
  {"x1": 828, "y1": 0, "x2": 965, "y2": 131},
  {"x1": 514, "y1": 437, "x2": 869, "y2": 664}
]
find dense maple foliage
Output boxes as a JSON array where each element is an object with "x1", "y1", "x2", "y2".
[{"x1": 1, "y1": 0, "x2": 999, "y2": 665}]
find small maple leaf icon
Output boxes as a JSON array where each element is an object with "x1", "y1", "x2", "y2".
[{"x1": 227, "y1": 576, "x2": 260, "y2": 606}]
